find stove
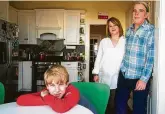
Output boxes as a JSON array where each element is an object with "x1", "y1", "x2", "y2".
[{"x1": 32, "y1": 61, "x2": 60, "y2": 92}]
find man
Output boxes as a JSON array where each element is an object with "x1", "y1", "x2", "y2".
[{"x1": 115, "y1": 2, "x2": 154, "y2": 114}]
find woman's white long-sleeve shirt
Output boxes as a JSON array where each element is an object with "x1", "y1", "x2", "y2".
[{"x1": 92, "y1": 36, "x2": 125, "y2": 89}]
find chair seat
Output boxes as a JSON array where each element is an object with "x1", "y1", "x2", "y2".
[{"x1": 72, "y1": 82, "x2": 110, "y2": 114}]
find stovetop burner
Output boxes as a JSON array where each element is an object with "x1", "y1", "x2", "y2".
[{"x1": 34, "y1": 62, "x2": 60, "y2": 65}]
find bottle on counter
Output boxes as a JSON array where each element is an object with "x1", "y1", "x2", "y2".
[
  {"x1": 80, "y1": 53, "x2": 85, "y2": 61},
  {"x1": 79, "y1": 37, "x2": 84, "y2": 44},
  {"x1": 22, "y1": 50, "x2": 27, "y2": 60}
]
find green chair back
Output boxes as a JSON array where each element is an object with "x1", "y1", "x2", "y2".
[
  {"x1": 72, "y1": 82, "x2": 110, "y2": 114},
  {"x1": 0, "y1": 82, "x2": 5, "y2": 104}
]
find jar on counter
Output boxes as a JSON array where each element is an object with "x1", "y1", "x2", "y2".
[{"x1": 39, "y1": 52, "x2": 46, "y2": 61}]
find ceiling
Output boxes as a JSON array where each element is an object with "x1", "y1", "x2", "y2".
[{"x1": 10, "y1": 1, "x2": 134, "y2": 12}]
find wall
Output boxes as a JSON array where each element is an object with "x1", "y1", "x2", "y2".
[
  {"x1": 152, "y1": 1, "x2": 165, "y2": 114},
  {"x1": 125, "y1": 7, "x2": 133, "y2": 29},
  {"x1": 86, "y1": 10, "x2": 126, "y2": 32}
]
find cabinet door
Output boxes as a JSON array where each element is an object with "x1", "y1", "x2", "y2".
[
  {"x1": 8, "y1": 6, "x2": 18, "y2": 24},
  {"x1": 28, "y1": 13, "x2": 36, "y2": 44},
  {"x1": 64, "y1": 11, "x2": 80, "y2": 45},
  {"x1": 67, "y1": 69, "x2": 78, "y2": 82},
  {"x1": 0, "y1": 1, "x2": 9, "y2": 21},
  {"x1": 18, "y1": 11, "x2": 36, "y2": 44},
  {"x1": 61, "y1": 62, "x2": 78, "y2": 82},
  {"x1": 18, "y1": 12, "x2": 28, "y2": 44}
]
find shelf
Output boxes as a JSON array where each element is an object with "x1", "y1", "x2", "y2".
[
  {"x1": 80, "y1": 34, "x2": 85, "y2": 36},
  {"x1": 36, "y1": 85, "x2": 45, "y2": 86},
  {"x1": 80, "y1": 24, "x2": 85, "y2": 26},
  {"x1": 36, "y1": 27, "x2": 61, "y2": 30},
  {"x1": 66, "y1": 44, "x2": 85, "y2": 46}
]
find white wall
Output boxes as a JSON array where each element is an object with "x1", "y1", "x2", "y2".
[
  {"x1": 152, "y1": 0, "x2": 165, "y2": 114},
  {"x1": 156, "y1": 0, "x2": 165, "y2": 114},
  {"x1": 151, "y1": 1, "x2": 159, "y2": 114}
]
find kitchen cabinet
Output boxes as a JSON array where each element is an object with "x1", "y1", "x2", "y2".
[
  {"x1": 18, "y1": 10, "x2": 36, "y2": 44},
  {"x1": 8, "y1": 6, "x2": 18, "y2": 24},
  {"x1": 61, "y1": 61, "x2": 85, "y2": 82},
  {"x1": 61, "y1": 62, "x2": 78, "y2": 82},
  {"x1": 35, "y1": 9, "x2": 64, "y2": 39},
  {"x1": 64, "y1": 10, "x2": 80, "y2": 45},
  {"x1": 0, "y1": 1, "x2": 9, "y2": 21}
]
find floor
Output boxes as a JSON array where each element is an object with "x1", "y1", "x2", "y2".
[
  {"x1": 105, "y1": 107, "x2": 133, "y2": 114},
  {"x1": 105, "y1": 89, "x2": 133, "y2": 114}
]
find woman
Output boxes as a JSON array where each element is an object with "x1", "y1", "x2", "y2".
[
  {"x1": 115, "y1": 2, "x2": 154, "y2": 114},
  {"x1": 92, "y1": 17, "x2": 125, "y2": 113}
]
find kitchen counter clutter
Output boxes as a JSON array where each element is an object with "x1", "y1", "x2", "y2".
[{"x1": 63, "y1": 52, "x2": 85, "y2": 61}]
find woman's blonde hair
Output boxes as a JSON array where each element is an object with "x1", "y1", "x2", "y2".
[
  {"x1": 106, "y1": 17, "x2": 123, "y2": 38},
  {"x1": 44, "y1": 65, "x2": 69, "y2": 85}
]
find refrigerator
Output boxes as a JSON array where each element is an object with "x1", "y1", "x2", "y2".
[{"x1": 0, "y1": 19, "x2": 19, "y2": 102}]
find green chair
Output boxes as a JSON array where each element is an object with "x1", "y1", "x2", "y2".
[
  {"x1": 72, "y1": 82, "x2": 110, "y2": 114},
  {"x1": 0, "y1": 82, "x2": 5, "y2": 104}
]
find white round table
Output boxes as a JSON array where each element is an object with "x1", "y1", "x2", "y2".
[{"x1": 0, "y1": 102, "x2": 94, "y2": 114}]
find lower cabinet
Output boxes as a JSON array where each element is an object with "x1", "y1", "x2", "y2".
[
  {"x1": 61, "y1": 61, "x2": 84, "y2": 82},
  {"x1": 61, "y1": 62, "x2": 78, "y2": 82}
]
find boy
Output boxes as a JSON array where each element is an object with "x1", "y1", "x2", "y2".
[{"x1": 17, "y1": 65, "x2": 97, "y2": 114}]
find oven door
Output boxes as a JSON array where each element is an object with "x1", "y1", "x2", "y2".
[
  {"x1": 32, "y1": 64, "x2": 49, "y2": 92},
  {"x1": 0, "y1": 42, "x2": 7, "y2": 64}
]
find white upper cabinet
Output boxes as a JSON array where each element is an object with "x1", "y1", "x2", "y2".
[
  {"x1": 35, "y1": 9, "x2": 64, "y2": 39},
  {"x1": 8, "y1": 6, "x2": 18, "y2": 24},
  {"x1": 0, "y1": 1, "x2": 9, "y2": 21},
  {"x1": 18, "y1": 11, "x2": 36, "y2": 44},
  {"x1": 64, "y1": 10, "x2": 80, "y2": 45}
]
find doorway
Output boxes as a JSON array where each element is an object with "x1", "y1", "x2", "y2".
[{"x1": 89, "y1": 25, "x2": 106, "y2": 82}]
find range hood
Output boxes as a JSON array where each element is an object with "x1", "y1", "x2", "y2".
[
  {"x1": 36, "y1": 27, "x2": 64, "y2": 39},
  {"x1": 39, "y1": 33, "x2": 61, "y2": 40}
]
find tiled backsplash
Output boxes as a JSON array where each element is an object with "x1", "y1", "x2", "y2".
[{"x1": 19, "y1": 44, "x2": 85, "y2": 61}]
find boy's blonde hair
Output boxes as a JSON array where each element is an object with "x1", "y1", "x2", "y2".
[{"x1": 44, "y1": 65, "x2": 69, "y2": 85}]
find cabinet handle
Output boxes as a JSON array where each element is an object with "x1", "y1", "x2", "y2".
[{"x1": 24, "y1": 38, "x2": 28, "y2": 40}]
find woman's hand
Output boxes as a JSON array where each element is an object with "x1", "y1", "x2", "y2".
[{"x1": 93, "y1": 75, "x2": 99, "y2": 82}]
